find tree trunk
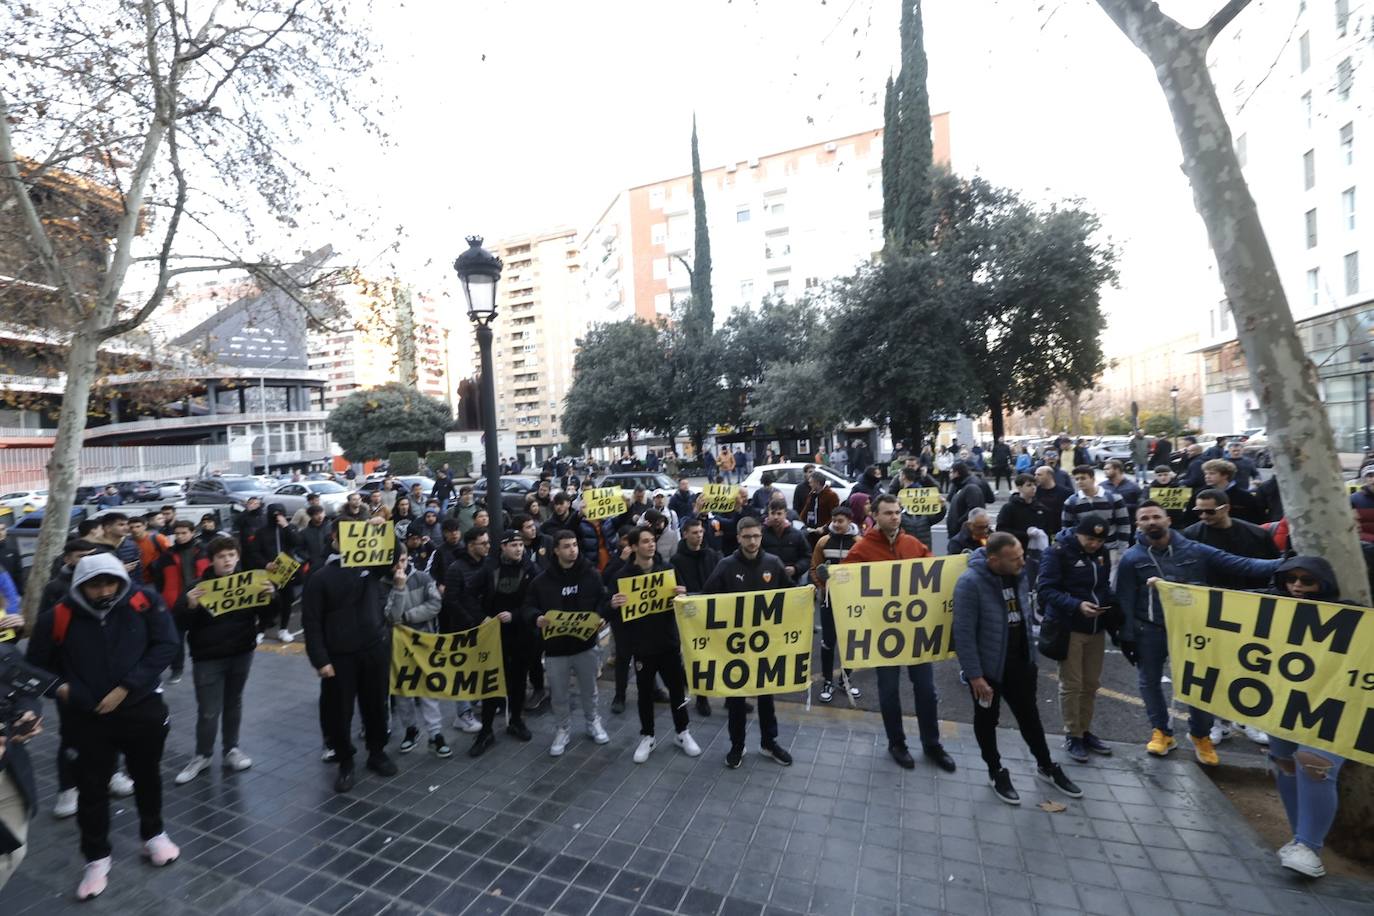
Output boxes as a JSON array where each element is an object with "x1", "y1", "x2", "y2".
[
  {"x1": 22, "y1": 328, "x2": 101, "y2": 624},
  {"x1": 1067, "y1": 388, "x2": 1082, "y2": 437},
  {"x1": 625, "y1": 426, "x2": 635, "y2": 454},
  {"x1": 1096, "y1": 0, "x2": 1374, "y2": 860},
  {"x1": 987, "y1": 394, "x2": 1005, "y2": 443}
]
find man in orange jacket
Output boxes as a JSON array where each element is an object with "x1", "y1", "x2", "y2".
[{"x1": 824, "y1": 493, "x2": 956, "y2": 773}]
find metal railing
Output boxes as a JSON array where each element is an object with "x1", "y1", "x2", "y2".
[{"x1": 0, "y1": 444, "x2": 234, "y2": 490}]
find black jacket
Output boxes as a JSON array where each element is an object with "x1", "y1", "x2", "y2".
[
  {"x1": 27, "y1": 582, "x2": 178, "y2": 714},
  {"x1": 174, "y1": 565, "x2": 273, "y2": 661},
  {"x1": 996, "y1": 493, "x2": 1053, "y2": 549},
  {"x1": 947, "y1": 476, "x2": 990, "y2": 535},
  {"x1": 476, "y1": 557, "x2": 538, "y2": 653},
  {"x1": 606, "y1": 554, "x2": 679, "y2": 655},
  {"x1": 703, "y1": 549, "x2": 795, "y2": 594},
  {"x1": 672, "y1": 543, "x2": 722, "y2": 594},
  {"x1": 440, "y1": 551, "x2": 493, "y2": 633},
  {"x1": 246, "y1": 509, "x2": 299, "y2": 569},
  {"x1": 0, "y1": 644, "x2": 39, "y2": 819},
  {"x1": 541, "y1": 510, "x2": 599, "y2": 559},
  {"x1": 1181, "y1": 518, "x2": 1279, "y2": 588},
  {"x1": 668, "y1": 490, "x2": 696, "y2": 523},
  {"x1": 298, "y1": 521, "x2": 332, "y2": 574},
  {"x1": 761, "y1": 523, "x2": 812, "y2": 578},
  {"x1": 1033, "y1": 483, "x2": 1073, "y2": 534},
  {"x1": 525, "y1": 558, "x2": 606, "y2": 656},
  {"x1": 301, "y1": 555, "x2": 392, "y2": 668}
]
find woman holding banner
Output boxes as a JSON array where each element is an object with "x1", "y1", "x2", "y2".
[{"x1": 172, "y1": 536, "x2": 274, "y2": 785}]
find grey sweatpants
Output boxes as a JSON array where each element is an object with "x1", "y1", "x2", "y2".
[{"x1": 546, "y1": 648, "x2": 600, "y2": 731}]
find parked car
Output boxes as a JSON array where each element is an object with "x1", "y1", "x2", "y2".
[
  {"x1": 104, "y1": 480, "x2": 161, "y2": 503},
  {"x1": 271, "y1": 480, "x2": 351, "y2": 517},
  {"x1": 1237, "y1": 427, "x2": 1271, "y2": 467},
  {"x1": 470, "y1": 475, "x2": 543, "y2": 515},
  {"x1": 357, "y1": 476, "x2": 435, "y2": 501},
  {"x1": 1088, "y1": 437, "x2": 1134, "y2": 469},
  {"x1": 153, "y1": 480, "x2": 186, "y2": 501},
  {"x1": 741, "y1": 463, "x2": 853, "y2": 505},
  {"x1": 598, "y1": 472, "x2": 688, "y2": 496},
  {"x1": 10, "y1": 506, "x2": 89, "y2": 571},
  {"x1": 0, "y1": 489, "x2": 48, "y2": 513},
  {"x1": 185, "y1": 475, "x2": 277, "y2": 510}
]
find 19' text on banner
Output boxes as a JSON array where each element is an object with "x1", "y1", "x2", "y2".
[
  {"x1": 619, "y1": 570, "x2": 678, "y2": 623},
  {"x1": 390, "y1": 619, "x2": 505, "y2": 701},
  {"x1": 826, "y1": 555, "x2": 969, "y2": 669},
  {"x1": 674, "y1": 586, "x2": 814, "y2": 697},
  {"x1": 339, "y1": 520, "x2": 394, "y2": 567},
  {"x1": 1158, "y1": 582, "x2": 1374, "y2": 766}
]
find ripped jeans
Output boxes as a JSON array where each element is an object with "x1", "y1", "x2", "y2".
[{"x1": 1268, "y1": 737, "x2": 1345, "y2": 850}]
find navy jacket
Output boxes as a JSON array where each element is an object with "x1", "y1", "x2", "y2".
[
  {"x1": 1037, "y1": 530, "x2": 1114, "y2": 634},
  {"x1": 952, "y1": 548, "x2": 1034, "y2": 684}
]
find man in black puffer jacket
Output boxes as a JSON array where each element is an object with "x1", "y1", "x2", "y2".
[
  {"x1": 171, "y1": 536, "x2": 275, "y2": 785},
  {"x1": 467, "y1": 531, "x2": 539, "y2": 756}
]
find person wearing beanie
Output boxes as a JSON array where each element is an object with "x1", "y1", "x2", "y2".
[
  {"x1": 26, "y1": 552, "x2": 181, "y2": 900},
  {"x1": 466, "y1": 531, "x2": 539, "y2": 757}
]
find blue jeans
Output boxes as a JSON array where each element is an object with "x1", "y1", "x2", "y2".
[
  {"x1": 1268, "y1": 737, "x2": 1344, "y2": 849},
  {"x1": 877, "y1": 664, "x2": 943, "y2": 751},
  {"x1": 1135, "y1": 622, "x2": 1213, "y2": 738}
]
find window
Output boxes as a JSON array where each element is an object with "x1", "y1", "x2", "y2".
[
  {"x1": 772, "y1": 279, "x2": 789, "y2": 295},
  {"x1": 1341, "y1": 122, "x2": 1354, "y2": 164},
  {"x1": 1304, "y1": 149, "x2": 1316, "y2": 189},
  {"x1": 1347, "y1": 252, "x2": 1360, "y2": 295},
  {"x1": 739, "y1": 279, "x2": 754, "y2": 301},
  {"x1": 1344, "y1": 187, "x2": 1357, "y2": 229},
  {"x1": 1306, "y1": 208, "x2": 1319, "y2": 248},
  {"x1": 1302, "y1": 91, "x2": 1312, "y2": 129},
  {"x1": 1308, "y1": 268, "x2": 1321, "y2": 306},
  {"x1": 1337, "y1": 0, "x2": 1349, "y2": 34},
  {"x1": 1219, "y1": 299, "x2": 1231, "y2": 333},
  {"x1": 1236, "y1": 132, "x2": 1247, "y2": 168},
  {"x1": 650, "y1": 223, "x2": 666, "y2": 246},
  {"x1": 1299, "y1": 32, "x2": 1311, "y2": 72},
  {"x1": 652, "y1": 257, "x2": 667, "y2": 280},
  {"x1": 736, "y1": 207, "x2": 751, "y2": 223},
  {"x1": 768, "y1": 201, "x2": 785, "y2": 217},
  {"x1": 1338, "y1": 58, "x2": 1353, "y2": 101},
  {"x1": 648, "y1": 187, "x2": 665, "y2": 209}
]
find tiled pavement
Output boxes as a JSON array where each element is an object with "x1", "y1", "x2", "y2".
[{"x1": 1, "y1": 644, "x2": 1370, "y2": 915}]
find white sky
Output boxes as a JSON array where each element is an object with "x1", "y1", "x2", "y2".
[{"x1": 301, "y1": 0, "x2": 1260, "y2": 351}]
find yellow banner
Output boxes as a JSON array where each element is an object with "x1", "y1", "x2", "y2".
[
  {"x1": 898, "y1": 487, "x2": 943, "y2": 515},
  {"x1": 581, "y1": 487, "x2": 625, "y2": 521},
  {"x1": 266, "y1": 551, "x2": 301, "y2": 588},
  {"x1": 1158, "y1": 582, "x2": 1374, "y2": 767},
  {"x1": 1348, "y1": 481, "x2": 1362, "y2": 494},
  {"x1": 340, "y1": 520, "x2": 395, "y2": 567},
  {"x1": 0, "y1": 627, "x2": 17, "y2": 643},
  {"x1": 701, "y1": 483, "x2": 738, "y2": 513},
  {"x1": 1151, "y1": 487, "x2": 1191, "y2": 510},
  {"x1": 390, "y1": 619, "x2": 506, "y2": 700},
  {"x1": 619, "y1": 569, "x2": 679, "y2": 623},
  {"x1": 200, "y1": 570, "x2": 273, "y2": 616},
  {"x1": 674, "y1": 586, "x2": 814, "y2": 697},
  {"x1": 542, "y1": 610, "x2": 603, "y2": 641},
  {"x1": 827, "y1": 556, "x2": 969, "y2": 669}
]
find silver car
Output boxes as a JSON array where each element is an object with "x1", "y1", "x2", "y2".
[{"x1": 271, "y1": 480, "x2": 351, "y2": 517}]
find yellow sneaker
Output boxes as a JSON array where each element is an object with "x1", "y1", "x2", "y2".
[
  {"x1": 1146, "y1": 729, "x2": 1176, "y2": 756},
  {"x1": 1190, "y1": 734, "x2": 1220, "y2": 766}
]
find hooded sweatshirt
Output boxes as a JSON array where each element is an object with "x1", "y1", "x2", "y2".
[
  {"x1": 300, "y1": 552, "x2": 393, "y2": 669},
  {"x1": 26, "y1": 552, "x2": 178, "y2": 713},
  {"x1": 247, "y1": 504, "x2": 299, "y2": 570},
  {"x1": 605, "y1": 554, "x2": 679, "y2": 655},
  {"x1": 383, "y1": 566, "x2": 443, "y2": 630},
  {"x1": 1267, "y1": 556, "x2": 1344, "y2": 603},
  {"x1": 672, "y1": 541, "x2": 723, "y2": 594},
  {"x1": 996, "y1": 492, "x2": 1054, "y2": 549},
  {"x1": 524, "y1": 557, "x2": 606, "y2": 656}
]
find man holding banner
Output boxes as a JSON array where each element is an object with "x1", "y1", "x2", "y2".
[
  {"x1": 467, "y1": 532, "x2": 539, "y2": 756},
  {"x1": 608, "y1": 528, "x2": 700, "y2": 763},
  {"x1": 1117, "y1": 501, "x2": 1285, "y2": 766}
]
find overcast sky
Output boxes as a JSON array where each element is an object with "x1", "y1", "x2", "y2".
[{"x1": 310, "y1": 0, "x2": 1261, "y2": 351}]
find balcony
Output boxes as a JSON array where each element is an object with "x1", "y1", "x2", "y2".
[{"x1": 83, "y1": 409, "x2": 327, "y2": 442}]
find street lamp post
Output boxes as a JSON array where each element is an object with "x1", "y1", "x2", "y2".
[
  {"x1": 1170, "y1": 385, "x2": 1180, "y2": 438},
  {"x1": 455, "y1": 236, "x2": 505, "y2": 533},
  {"x1": 1360, "y1": 353, "x2": 1374, "y2": 451}
]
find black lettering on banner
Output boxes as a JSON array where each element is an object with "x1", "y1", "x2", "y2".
[
  {"x1": 846, "y1": 629, "x2": 871, "y2": 661},
  {"x1": 1279, "y1": 693, "x2": 1345, "y2": 741},
  {"x1": 452, "y1": 669, "x2": 480, "y2": 695},
  {"x1": 1179, "y1": 660, "x2": 1220, "y2": 704},
  {"x1": 393, "y1": 667, "x2": 421, "y2": 692},
  {"x1": 1287, "y1": 603, "x2": 1363, "y2": 654},
  {"x1": 1255, "y1": 597, "x2": 1276, "y2": 639},
  {"x1": 425, "y1": 670, "x2": 446, "y2": 693},
  {"x1": 722, "y1": 659, "x2": 748, "y2": 689},
  {"x1": 1228, "y1": 678, "x2": 1272, "y2": 718},
  {"x1": 1205, "y1": 589, "x2": 1242, "y2": 634},
  {"x1": 703, "y1": 592, "x2": 784, "y2": 629},
  {"x1": 756, "y1": 654, "x2": 785, "y2": 689},
  {"x1": 691, "y1": 659, "x2": 716, "y2": 691},
  {"x1": 1355, "y1": 708, "x2": 1374, "y2": 755}
]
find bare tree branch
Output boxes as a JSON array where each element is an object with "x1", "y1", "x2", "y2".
[{"x1": 1202, "y1": 0, "x2": 1251, "y2": 45}]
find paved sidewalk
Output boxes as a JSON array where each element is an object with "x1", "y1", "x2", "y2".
[{"x1": 1, "y1": 644, "x2": 1369, "y2": 915}]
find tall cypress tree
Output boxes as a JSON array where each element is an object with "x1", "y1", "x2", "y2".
[
  {"x1": 889, "y1": 0, "x2": 934, "y2": 249},
  {"x1": 881, "y1": 73, "x2": 900, "y2": 242},
  {"x1": 689, "y1": 114, "x2": 713, "y2": 333}
]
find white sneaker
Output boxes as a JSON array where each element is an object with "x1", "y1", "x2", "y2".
[
  {"x1": 224, "y1": 747, "x2": 253, "y2": 771},
  {"x1": 633, "y1": 736, "x2": 656, "y2": 764},
  {"x1": 175, "y1": 756, "x2": 211, "y2": 785},
  {"x1": 108, "y1": 770, "x2": 135, "y2": 797},
  {"x1": 675, "y1": 730, "x2": 702, "y2": 758},
  {"x1": 549, "y1": 728, "x2": 570, "y2": 757},
  {"x1": 456, "y1": 709, "x2": 482, "y2": 734},
  {"x1": 848, "y1": 683, "x2": 863, "y2": 699},
  {"x1": 277, "y1": 628, "x2": 294, "y2": 643},
  {"x1": 587, "y1": 718, "x2": 610, "y2": 745},
  {"x1": 1207, "y1": 723, "x2": 1234, "y2": 745},
  {"x1": 77, "y1": 856, "x2": 111, "y2": 900},
  {"x1": 1241, "y1": 724, "x2": 1270, "y2": 745},
  {"x1": 142, "y1": 832, "x2": 180, "y2": 867},
  {"x1": 53, "y1": 788, "x2": 78, "y2": 818},
  {"x1": 255, "y1": 632, "x2": 265, "y2": 646},
  {"x1": 1278, "y1": 841, "x2": 1326, "y2": 877}
]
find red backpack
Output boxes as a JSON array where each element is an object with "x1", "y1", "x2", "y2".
[{"x1": 51, "y1": 590, "x2": 151, "y2": 644}]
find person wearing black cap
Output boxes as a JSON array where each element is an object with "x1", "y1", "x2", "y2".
[
  {"x1": 1037, "y1": 515, "x2": 1116, "y2": 763},
  {"x1": 467, "y1": 531, "x2": 538, "y2": 756}
]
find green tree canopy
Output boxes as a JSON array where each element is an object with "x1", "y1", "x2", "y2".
[
  {"x1": 326, "y1": 383, "x2": 452, "y2": 462},
  {"x1": 662, "y1": 297, "x2": 730, "y2": 456},
  {"x1": 718, "y1": 295, "x2": 830, "y2": 427},
  {"x1": 746, "y1": 358, "x2": 842, "y2": 434},
  {"x1": 562, "y1": 319, "x2": 671, "y2": 451}
]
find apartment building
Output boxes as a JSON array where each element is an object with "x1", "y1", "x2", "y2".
[
  {"x1": 472, "y1": 229, "x2": 582, "y2": 461},
  {"x1": 1200, "y1": 0, "x2": 1373, "y2": 443},
  {"x1": 582, "y1": 117, "x2": 952, "y2": 324}
]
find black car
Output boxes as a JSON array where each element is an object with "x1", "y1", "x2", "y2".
[
  {"x1": 185, "y1": 476, "x2": 277, "y2": 509},
  {"x1": 89, "y1": 480, "x2": 160, "y2": 503},
  {"x1": 471, "y1": 475, "x2": 544, "y2": 515}
]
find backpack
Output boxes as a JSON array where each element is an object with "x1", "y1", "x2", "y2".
[{"x1": 51, "y1": 590, "x2": 151, "y2": 644}]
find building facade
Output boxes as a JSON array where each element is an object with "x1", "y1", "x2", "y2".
[
  {"x1": 581, "y1": 118, "x2": 952, "y2": 324},
  {"x1": 1199, "y1": 0, "x2": 1373, "y2": 443},
  {"x1": 1091, "y1": 333, "x2": 1204, "y2": 429}
]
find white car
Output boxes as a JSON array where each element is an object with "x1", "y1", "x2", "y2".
[
  {"x1": 741, "y1": 464, "x2": 852, "y2": 505},
  {"x1": 0, "y1": 489, "x2": 48, "y2": 513},
  {"x1": 272, "y1": 480, "x2": 352, "y2": 517},
  {"x1": 154, "y1": 480, "x2": 186, "y2": 501}
]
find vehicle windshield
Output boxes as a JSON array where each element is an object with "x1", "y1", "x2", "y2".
[
  {"x1": 224, "y1": 478, "x2": 262, "y2": 492},
  {"x1": 308, "y1": 481, "x2": 347, "y2": 494}
]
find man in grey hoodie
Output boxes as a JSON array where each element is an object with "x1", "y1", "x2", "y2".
[{"x1": 384, "y1": 543, "x2": 450, "y2": 759}]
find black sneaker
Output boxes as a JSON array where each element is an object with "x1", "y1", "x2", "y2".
[
  {"x1": 506, "y1": 721, "x2": 533, "y2": 742},
  {"x1": 725, "y1": 746, "x2": 744, "y2": 769},
  {"x1": 1065, "y1": 736, "x2": 1089, "y2": 763},
  {"x1": 398, "y1": 726, "x2": 420, "y2": 754},
  {"x1": 989, "y1": 768, "x2": 1020, "y2": 805},
  {"x1": 1037, "y1": 763, "x2": 1083, "y2": 798},
  {"x1": 366, "y1": 752, "x2": 398, "y2": 777},
  {"x1": 334, "y1": 762, "x2": 355, "y2": 793},
  {"x1": 469, "y1": 731, "x2": 495, "y2": 758},
  {"x1": 610, "y1": 696, "x2": 626, "y2": 715},
  {"x1": 695, "y1": 696, "x2": 711, "y2": 717},
  {"x1": 761, "y1": 742, "x2": 793, "y2": 766},
  {"x1": 1083, "y1": 732, "x2": 1113, "y2": 756},
  {"x1": 924, "y1": 747, "x2": 957, "y2": 774},
  {"x1": 889, "y1": 745, "x2": 915, "y2": 769},
  {"x1": 430, "y1": 733, "x2": 452, "y2": 759},
  {"x1": 819, "y1": 681, "x2": 835, "y2": 703}
]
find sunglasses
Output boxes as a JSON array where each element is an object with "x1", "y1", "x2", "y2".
[
  {"x1": 1283, "y1": 574, "x2": 1319, "y2": 586},
  {"x1": 1196, "y1": 507, "x2": 1224, "y2": 515}
]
